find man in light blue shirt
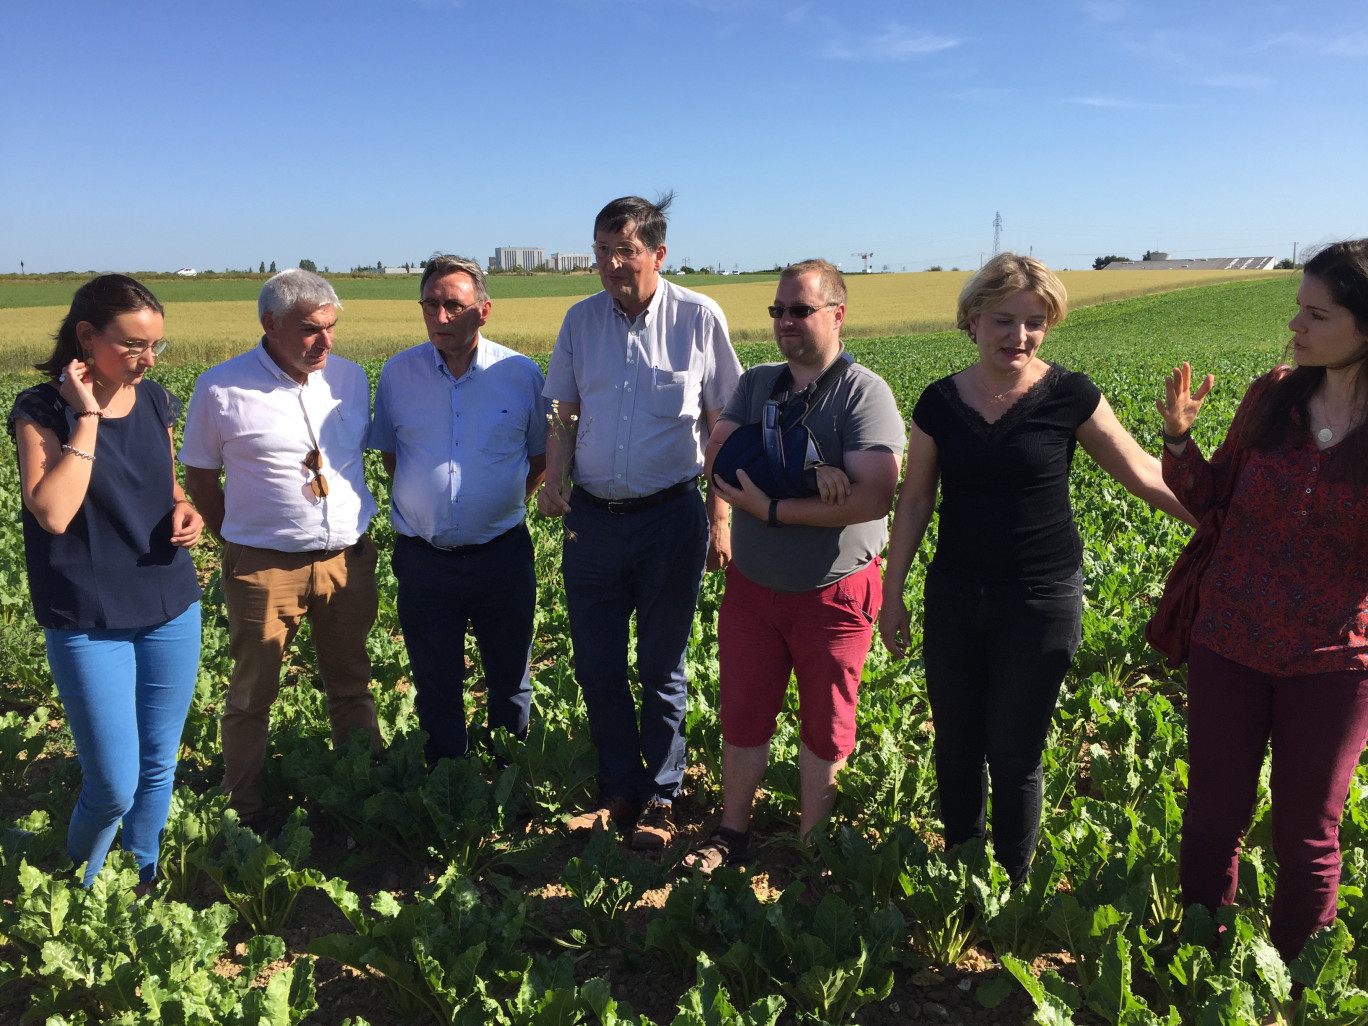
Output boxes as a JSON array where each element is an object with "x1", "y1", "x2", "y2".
[
  {"x1": 369, "y1": 254, "x2": 547, "y2": 762},
  {"x1": 539, "y1": 195, "x2": 742, "y2": 848}
]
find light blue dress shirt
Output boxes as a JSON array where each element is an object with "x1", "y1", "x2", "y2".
[
  {"x1": 543, "y1": 278, "x2": 741, "y2": 500},
  {"x1": 368, "y1": 336, "x2": 548, "y2": 548}
]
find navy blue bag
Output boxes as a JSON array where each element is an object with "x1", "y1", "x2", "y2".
[{"x1": 711, "y1": 355, "x2": 851, "y2": 499}]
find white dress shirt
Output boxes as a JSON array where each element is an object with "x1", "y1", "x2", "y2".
[{"x1": 178, "y1": 341, "x2": 376, "y2": 551}]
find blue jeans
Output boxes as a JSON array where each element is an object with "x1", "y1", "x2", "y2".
[
  {"x1": 45, "y1": 602, "x2": 201, "y2": 885},
  {"x1": 562, "y1": 487, "x2": 708, "y2": 804},
  {"x1": 923, "y1": 568, "x2": 1082, "y2": 885},
  {"x1": 393, "y1": 526, "x2": 535, "y2": 762}
]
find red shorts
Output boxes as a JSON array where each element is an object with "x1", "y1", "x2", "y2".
[{"x1": 717, "y1": 558, "x2": 882, "y2": 762}]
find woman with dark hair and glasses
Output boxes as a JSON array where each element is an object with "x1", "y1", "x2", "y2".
[
  {"x1": 1159, "y1": 240, "x2": 1368, "y2": 963},
  {"x1": 7, "y1": 274, "x2": 202, "y2": 892},
  {"x1": 878, "y1": 253, "x2": 1193, "y2": 886}
]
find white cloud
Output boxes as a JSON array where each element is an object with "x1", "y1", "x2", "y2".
[
  {"x1": 1190, "y1": 72, "x2": 1274, "y2": 89},
  {"x1": 824, "y1": 22, "x2": 959, "y2": 61},
  {"x1": 1080, "y1": 0, "x2": 1128, "y2": 24},
  {"x1": 947, "y1": 86, "x2": 1019, "y2": 103},
  {"x1": 1063, "y1": 95, "x2": 1175, "y2": 110},
  {"x1": 1323, "y1": 32, "x2": 1368, "y2": 57},
  {"x1": 1252, "y1": 30, "x2": 1368, "y2": 58}
]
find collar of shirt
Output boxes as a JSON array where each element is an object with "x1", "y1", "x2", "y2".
[
  {"x1": 428, "y1": 332, "x2": 488, "y2": 385},
  {"x1": 253, "y1": 336, "x2": 321, "y2": 388},
  {"x1": 609, "y1": 278, "x2": 667, "y2": 330}
]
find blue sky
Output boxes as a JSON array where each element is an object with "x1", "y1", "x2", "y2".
[{"x1": 2, "y1": 0, "x2": 1365, "y2": 274}]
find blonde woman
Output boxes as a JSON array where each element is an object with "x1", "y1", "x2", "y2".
[{"x1": 879, "y1": 253, "x2": 1192, "y2": 884}]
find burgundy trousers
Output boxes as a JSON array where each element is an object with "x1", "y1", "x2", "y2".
[{"x1": 1181, "y1": 643, "x2": 1368, "y2": 961}]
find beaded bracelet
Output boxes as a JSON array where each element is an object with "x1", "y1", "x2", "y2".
[
  {"x1": 74, "y1": 409, "x2": 104, "y2": 418},
  {"x1": 61, "y1": 444, "x2": 96, "y2": 461}
]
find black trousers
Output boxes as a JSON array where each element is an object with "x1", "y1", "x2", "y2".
[
  {"x1": 922, "y1": 567, "x2": 1083, "y2": 885},
  {"x1": 393, "y1": 525, "x2": 535, "y2": 762}
]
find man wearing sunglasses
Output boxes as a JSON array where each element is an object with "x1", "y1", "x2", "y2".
[
  {"x1": 539, "y1": 193, "x2": 742, "y2": 850},
  {"x1": 368, "y1": 255, "x2": 547, "y2": 765},
  {"x1": 180, "y1": 269, "x2": 381, "y2": 827},
  {"x1": 685, "y1": 260, "x2": 904, "y2": 872}
]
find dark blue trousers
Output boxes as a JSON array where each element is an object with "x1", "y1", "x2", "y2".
[
  {"x1": 393, "y1": 525, "x2": 535, "y2": 762},
  {"x1": 562, "y1": 487, "x2": 708, "y2": 804},
  {"x1": 923, "y1": 567, "x2": 1083, "y2": 885}
]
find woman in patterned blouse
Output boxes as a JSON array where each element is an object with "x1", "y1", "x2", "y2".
[{"x1": 1159, "y1": 239, "x2": 1368, "y2": 962}]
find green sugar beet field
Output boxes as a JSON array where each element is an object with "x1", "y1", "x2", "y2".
[{"x1": 4, "y1": 276, "x2": 1367, "y2": 1026}]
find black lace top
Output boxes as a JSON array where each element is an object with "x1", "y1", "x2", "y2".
[
  {"x1": 7, "y1": 381, "x2": 202, "y2": 629},
  {"x1": 911, "y1": 363, "x2": 1102, "y2": 584}
]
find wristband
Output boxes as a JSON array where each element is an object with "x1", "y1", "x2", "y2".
[
  {"x1": 74, "y1": 409, "x2": 104, "y2": 419},
  {"x1": 767, "y1": 499, "x2": 782, "y2": 528},
  {"x1": 1162, "y1": 428, "x2": 1192, "y2": 446}
]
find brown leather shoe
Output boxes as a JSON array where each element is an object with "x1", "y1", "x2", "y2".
[
  {"x1": 631, "y1": 797, "x2": 674, "y2": 850},
  {"x1": 565, "y1": 795, "x2": 641, "y2": 836}
]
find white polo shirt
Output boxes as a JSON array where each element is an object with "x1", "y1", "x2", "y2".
[{"x1": 179, "y1": 341, "x2": 377, "y2": 552}]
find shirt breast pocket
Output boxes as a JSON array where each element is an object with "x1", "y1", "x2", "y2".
[
  {"x1": 650, "y1": 368, "x2": 688, "y2": 417},
  {"x1": 480, "y1": 408, "x2": 527, "y2": 456}
]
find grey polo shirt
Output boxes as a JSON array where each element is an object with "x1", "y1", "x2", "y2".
[
  {"x1": 721, "y1": 357, "x2": 906, "y2": 593},
  {"x1": 544, "y1": 278, "x2": 742, "y2": 500}
]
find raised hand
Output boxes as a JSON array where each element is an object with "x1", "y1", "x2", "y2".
[
  {"x1": 1156, "y1": 362, "x2": 1214, "y2": 439},
  {"x1": 57, "y1": 358, "x2": 101, "y2": 415}
]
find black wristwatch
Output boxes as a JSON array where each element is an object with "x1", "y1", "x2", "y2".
[{"x1": 767, "y1": 499, "x2": 782, "y2": 528}]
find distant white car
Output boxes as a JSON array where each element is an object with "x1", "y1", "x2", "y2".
[{"x1": 175, "y1": 268, "x2": 198, "y2": 277}]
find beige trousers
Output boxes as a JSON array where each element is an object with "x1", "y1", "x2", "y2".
[{"x1": 219, "y1": 536, "x2": 381, "y2": 817}]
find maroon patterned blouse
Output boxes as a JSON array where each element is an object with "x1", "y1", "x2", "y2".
[{"x1": 1163, "y1": 368, "x2": 1368, "y2": 675}]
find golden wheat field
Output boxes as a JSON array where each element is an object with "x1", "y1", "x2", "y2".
[{"x1": 0, "y1": 269, "x2": 1290, "y2": 372}]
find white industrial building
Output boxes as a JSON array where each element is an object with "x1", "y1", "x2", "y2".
[
  {"x1": 1103, "y1": 256, "x2": 1276, "y2": 270},
  {"x1": 492, "y1": 247, "x2": 546, "y2": 271},
  {"x1": 549, "y1": 252, "x2": 594, "y2": 271}
]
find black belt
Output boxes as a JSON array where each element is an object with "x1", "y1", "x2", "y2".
[
  {"x1": 406, "y1": 523, "x2": 522, "y2": 556},
  {"x1": 574, "y1": 478, "x2": 697, "y2": 514}
]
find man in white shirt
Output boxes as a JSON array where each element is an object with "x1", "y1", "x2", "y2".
[
  {"x1": 368, "y1": 255, "x2": 547, "y2": 763},
  {"x1": 180, "y1": 268, "x2": 380, "y2": 824}
]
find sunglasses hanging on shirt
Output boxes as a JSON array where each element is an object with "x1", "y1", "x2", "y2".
[{"x1": 303, "y1": 448, "x2": 329, "y2": 498}]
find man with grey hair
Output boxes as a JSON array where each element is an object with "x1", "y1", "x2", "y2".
[
  {"x1": 181, "y1": 268, "x2": 380, "y2": 825},
  {"x1": 368, "y1": 255, "x2": 547, "y2": 764}
]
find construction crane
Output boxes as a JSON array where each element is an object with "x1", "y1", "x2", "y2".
[{"x1": 851, "y1": 252, "x2": 874, "y2": 273}]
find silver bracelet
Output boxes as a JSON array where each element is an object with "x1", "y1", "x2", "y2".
[{"x1": 61, "y1": 444, "x2": 95, "y2": 461}]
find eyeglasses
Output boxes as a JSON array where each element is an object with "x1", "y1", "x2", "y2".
[
  {"x1": 419, "y1": 299, "x2": 477, "y2": 318},
  {"x1": 112, "y1": 338, "x2": 169, "y2": 355},
  {"x1": 768, "y1": 303, "x2": 837, "y2": 320},
  {"x1": 593, "y1": 244, "x2": 650, "y2": 265},
  {"x1": 303, "y1": 448, "x2": 329, "y2": 498}
]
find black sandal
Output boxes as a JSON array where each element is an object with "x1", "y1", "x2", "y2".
[{"x1": 680, "y1": 826, "x2": 750, "y2": 876}]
